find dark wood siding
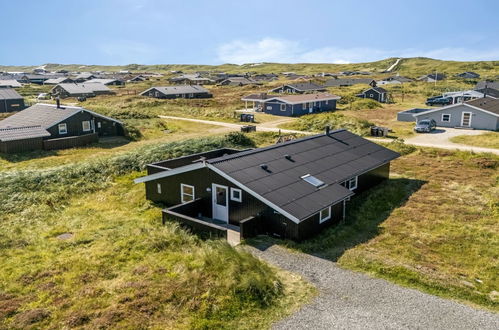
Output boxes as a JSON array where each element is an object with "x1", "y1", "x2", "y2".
[
  {"x1": 46, "y1": 112, "x2": 123, "y2": 139},
  {"x1": 263, "y1": 99, "x2": 336, "y2": 117},
  {"x1": 0, "y1": 137, "x2": 44, "y2": 153},
  {"x1": 0, "y1": 98, "x2": 26, "y2": 113}
]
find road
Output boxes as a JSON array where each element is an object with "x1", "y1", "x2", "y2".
[
  {"x1": 385, "y1": 58, "x2": 402, "y2": 72},
  {"x1": 247, "y1": 244, "x2": 499, "y2": 330},
  {"x1": 160, "y1": 115, "x2": 499, "y2": 154}
]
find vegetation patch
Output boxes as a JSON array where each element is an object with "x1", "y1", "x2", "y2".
[
  {"x1": 279, "y1": 112, "x2": 374, "y2": 136},
  {"x1": 450, "y1": 132, "x2": 499, "y2": 149}
]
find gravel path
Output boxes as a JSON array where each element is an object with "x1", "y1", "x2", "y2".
[{"x1": 247, "y1": 244, "x2": 499, "y2": 330}]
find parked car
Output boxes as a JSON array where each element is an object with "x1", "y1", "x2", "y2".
[
  {"x1": 37, "y1": 93, "x2": 50, "y2": 100},
  {"x1": 414, "y1": 119, "x2": 437, "y2": 133},
  {"x1": 426, "y1": 97, "x2": 452, "y2": 106}
]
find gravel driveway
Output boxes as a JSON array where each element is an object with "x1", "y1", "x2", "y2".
[
  {"x1": 405, "y1": 128, "x2": 498, "y2": 155},
  {"x1": 247, "y1": 244, "x2": 499, "y2": 330}
]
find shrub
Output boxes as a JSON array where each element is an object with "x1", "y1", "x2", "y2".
[{"x1": 285, "y1": 113, "x2": 374, "y2": 136}]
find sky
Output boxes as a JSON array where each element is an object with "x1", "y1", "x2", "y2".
[{"x1": 1, "y1": 0, "x2": 498, "y2": 66}]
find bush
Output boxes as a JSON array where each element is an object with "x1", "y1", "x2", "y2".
[{"x1": 350, "y1": 98, "x2": 382, "y2": 110}]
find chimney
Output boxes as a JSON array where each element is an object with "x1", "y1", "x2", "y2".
[
  {"x1": 56, "y1": 97, "x2": 61, "y2": 109},
  {"x1": 325, "y1": 126, "x2": 330, "y2": 135}
]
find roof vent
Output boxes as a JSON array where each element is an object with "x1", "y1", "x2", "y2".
[
  {"x1": 284, "y1": 154, "x2": 293, "y2": 161},
  {"x1": 260, "y1": 164, "x2": 269, "y2": 171}
]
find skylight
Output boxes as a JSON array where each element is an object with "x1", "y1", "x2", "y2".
[{"x1": 301, "y1": 174, "x2": 326, "y2": 188}]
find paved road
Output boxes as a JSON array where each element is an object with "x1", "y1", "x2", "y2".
[{"x1": 247, "y1": 244, "x2": 499, "y2": 330}]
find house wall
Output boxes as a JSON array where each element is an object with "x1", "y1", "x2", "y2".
[
  {"x1": 414, "y1": 104, "x2": 499, "y2": 130},
  {"x1": 46, "y1": 111, "x2": 123, "y2": 139},
  {"x1": 146, "y1": 168, "x2": 268, "y2": 226},
  {"x1": 0, "y1": 98, "x2": 26, "y2": 113},
  {"x1": 362, "y1": 89, "x2": 385, "y2": 103},
  {"x1": 263, "y1": 99, "x2": 336, "y2": 117},
  {"x1": 145, "y1": 89, "x2": 212, "y2": 99}
]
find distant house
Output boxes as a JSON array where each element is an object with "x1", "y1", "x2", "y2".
[
  {"x1": 85, "y1": 78, "x2": 125, "y2": 86},
  {"x1": 0, "y1": 80, "x2": 22, "y2": 88},
  {"x1": 252, "y1": 73, "x2": 278, "y2": 82},
  {"x1": 457, "y1": 72, "x2": 480, "y2": 79},
  {"x1": 127, "y1": 75, "x2": 147, "y2": 82},
  {"x1": 73, "y1": 73, "x2": 96, "y2": 82},
  {"x1": 0, "y1": 89, "x2": 26, "y2": 113},
  {"x1": 17, "y1": 74, "x2": 53, "y2": 85},
  {"x1": 140, "y1": 85, "x2": 212, "y2": 99},
  {"x1": 44, "y1": 77, "x2": 74, "y2": 85},
  {"x1": 412, "y1": 97, "x2": 499, "y2": 131},
  {"x1": 134, "y1": 129, "x2": 399, "y2": 241},
  {"x1": 51, "y1": 83, "x2": 114, "y2": 98},
  {"x1": 324, "y1": 78, "x2": 376, "y2": 87},
  {"x1": 218, "y1": 77, "x2": 260, "y2": 86},
  {"x1": 474, "y1": 81, "x2": 499, "y2": 99},
  {"x1": 417, "y1": 73, "x2": 446, "y2": 82},
  {"x1": 269, "y1": 82, "x2": 326, "y2": 94},
  {"x1": 169, "y1": 74, "x2": 215, "y2": 85},
  {"x1": 357, "y1": 87, "x2": 388, "y2": 103},
  {"x1": 0, "y1": 103, "x2": 124, "y2": 153},
  {"x1": 377, "y1": 76, "x2": 413, "y2": 85},
  {"x1": 256, "y1": 93, "x2": 340, "y2": 117}
]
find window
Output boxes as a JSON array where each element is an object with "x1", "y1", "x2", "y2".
[
  {"x1": 369, "y1": 94, "x2": 374, "y2": 97},
  {"x1": 97, "y1": 122, "x2": 102, "y2": 129},
  {"x1": 58, "y1": 123, "x2": 67, "y2": 134},
  {"x1": 325, "y1": 100, "x2": 329, "y2": 105},
  {"x1": 266, "y1": 106, "x2": 272, "y2": 110},
  {"x1": 230, "y1": 188, "x2": 242, "y2": 202},
  {"x1": 301, "y1": 174, "x2": 326, "y2": 188},
  {"x1": 319, "y1": 206, "x2": 331, "y2": 223},
  {"x1": 347, "y1": 176, "x2": 358, "y2": 190},
  {"x1": 180, "y1": 184, "x2": 195, "y2": 203},
  {"x1": 157, "y1": 183, "x2": 162, "y2": 194},
  {"x1": 442, "y1": 114, "x2": 451, "y2": 122},
  {"x1": 82, "y1": 121, "x2": 91, "y2": 132},
  {"x1": 280, "y1": 104, "x2": 286, "y2": 111},
  {"x1": 303, "y1": 103, "x2": 308, "y2": 109}
]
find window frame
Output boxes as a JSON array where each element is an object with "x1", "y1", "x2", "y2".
[
  {"x1": 441, "y1": 113, "x2": 451, "y2": 122},
  {"x1": 348, "y1": 176, "x2": 358, "y2": 190},
  {"x1": 180, "y1": 184, "x2": 195, "y2": 203},
  {"x1": 82, "y1": 120, "x2": 91, "y2": 132},
  {"x1": 230, "y1": 188, "x2": 242, "y2": 202},
  {"x1": 157, "y1": 183, "x2": 162, "y2": 194},
  {"x1": 319, "y1": 206, "x2": 331, "y2": 223},
  {"x1": 58, "y1": 123, "x2": 67, "y2": 135},
  {"x1": 280, "y1": 103, "x2": 286, "y2": 111}
]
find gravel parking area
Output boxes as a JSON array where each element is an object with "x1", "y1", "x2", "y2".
[{"x1": 247, "y1": 244, "x2": 499, "y2": 330}]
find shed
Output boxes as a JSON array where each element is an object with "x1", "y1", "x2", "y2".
[
  {"x1": 357, "y1": 87, "x2": 388, "y2": 103},
  {"x1": 0, "y1": 89, "x2": 26, "y2": 113}
]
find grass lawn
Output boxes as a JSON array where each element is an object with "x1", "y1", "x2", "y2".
[
  {"x1": 450, "y1": 132, "x2": 499, "y2": 149},
  {"x1": 282, "y1": 147, "x2": 499, "y2": 311}
]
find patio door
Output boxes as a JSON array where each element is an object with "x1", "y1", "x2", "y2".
[
  {"x1": 212, "y1": 184, "x2": 229, "y2": 223},
  {"x1": 461, "y1": 112, "x2": 472, "y2": 127}
]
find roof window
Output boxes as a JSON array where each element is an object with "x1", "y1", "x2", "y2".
[{"x1": 301, "y1": 174, "x2": 326, "y2": 188}]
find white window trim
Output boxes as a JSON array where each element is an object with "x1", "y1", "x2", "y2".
[
  {"x1": 303, "y1": 102, "x2": 307, "y2": 109},
  {"x1": 157, "y1": 183, "x2": 162, "y2": 194},
  {"x1": 348, "y1": 176, "x2": 358, "y2": 190},
  {"x1": 58, "y1": 123, "x2": 67, "y2": 134},
  {"x1": 82, "y1": 121, "x2": 91, "y2": 132},
  {"x1": 230, "y1": 188, "x2": 242, "y2": 202},
  {"x1": 280, "y1": 103, "x2": 286, "y2": 111},
  {"x1": 180, "y1": 184, "x2": 195, "y2": 203},
  {"x1": 461, "y1": 112, "x2": 472, "y2": 127},
  {"x1": 441, "y1": 113, "x2": 451, "y2": 122},
  {"x1": 319, "y1": 206, "x2": 331, "y2": 223}
]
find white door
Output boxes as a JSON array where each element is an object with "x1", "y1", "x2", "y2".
[
  {"x1": 461, "y1": 112, "x2": 472, "y2": 127},
  {"x1": 212, "y1": 184, "x2": 229, "y2": 223}
]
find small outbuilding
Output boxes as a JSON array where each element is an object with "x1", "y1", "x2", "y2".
[
  {"x1": 0, "y1": 88, "x2": 26, "y2": 113},
  {"x1": 357, "y1": 87, "x2": 388, "y2": 103}
]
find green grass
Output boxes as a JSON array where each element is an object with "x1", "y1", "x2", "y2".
[
  {"x1": 0, "y1": 133, "x2": 315, "y2": 328},
  {"x1": 279, "y1": 112, "x2": 374, "y2": 136},
  {"x1": 281, "y1": 147, "x2": 499, "y2": 311},
  {"x1": 450, "y1": 132, "x2": 499, "y2": 149}
]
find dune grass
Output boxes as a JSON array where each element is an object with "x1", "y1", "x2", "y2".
[
  {"x1": 0, "y1": 133, "x2": 315, "y2": 328},
  {"x1": 283, "y1": 147, "x2": 499, "y2": 311},
  {"x1": 450, "y1": 132, "x2": 499, "y2": 149}
]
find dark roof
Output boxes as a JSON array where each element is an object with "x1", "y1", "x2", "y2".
[
  {"x1": 140, "y1": 85, "x2": 210, "y2": 96},
  {"x1": 208, "y1": 130, "x2": 399, "y2": 221},
  {"x1": 0, "y1": 103, "x2": 122, "y2": 130},
  {"x1": 475, "y1": 81, "x2": 499, "y2": 91},
  {"x1": 0, "y1": 80, "x2": 22, "y2": 88},
  {"x1": 466, "y1": 98, "x2": 499, "y2": 115},
  {"x1": 475, "y1": 87, "x2": 499, "y2": 99},
  {"x1": 0, "y1": 126, "x2": 50, "y2": 142},
  {"x1": 272, "y1": 82, "x2": 326, "y2": 92},
  {"x1": 324, "y1": 78, "x2": 375, "y2": 87},
  {"x1": 52, "y1": 83, "x2": 111, "y2": 95},
  {"x1": 364, "y1": 87, "x2": 387, "y2": 94},
  {"x1": 0, "y1": 88, "x2": 23, "y2": 100}
]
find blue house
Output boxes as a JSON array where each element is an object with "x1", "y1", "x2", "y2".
[{"x1": 261, "y1": 93, "x2": 340, "y2": 117}]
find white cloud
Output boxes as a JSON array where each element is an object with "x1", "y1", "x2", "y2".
[{"x1": 217, "y1": 37, "x2": 499, "y2": 64}]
